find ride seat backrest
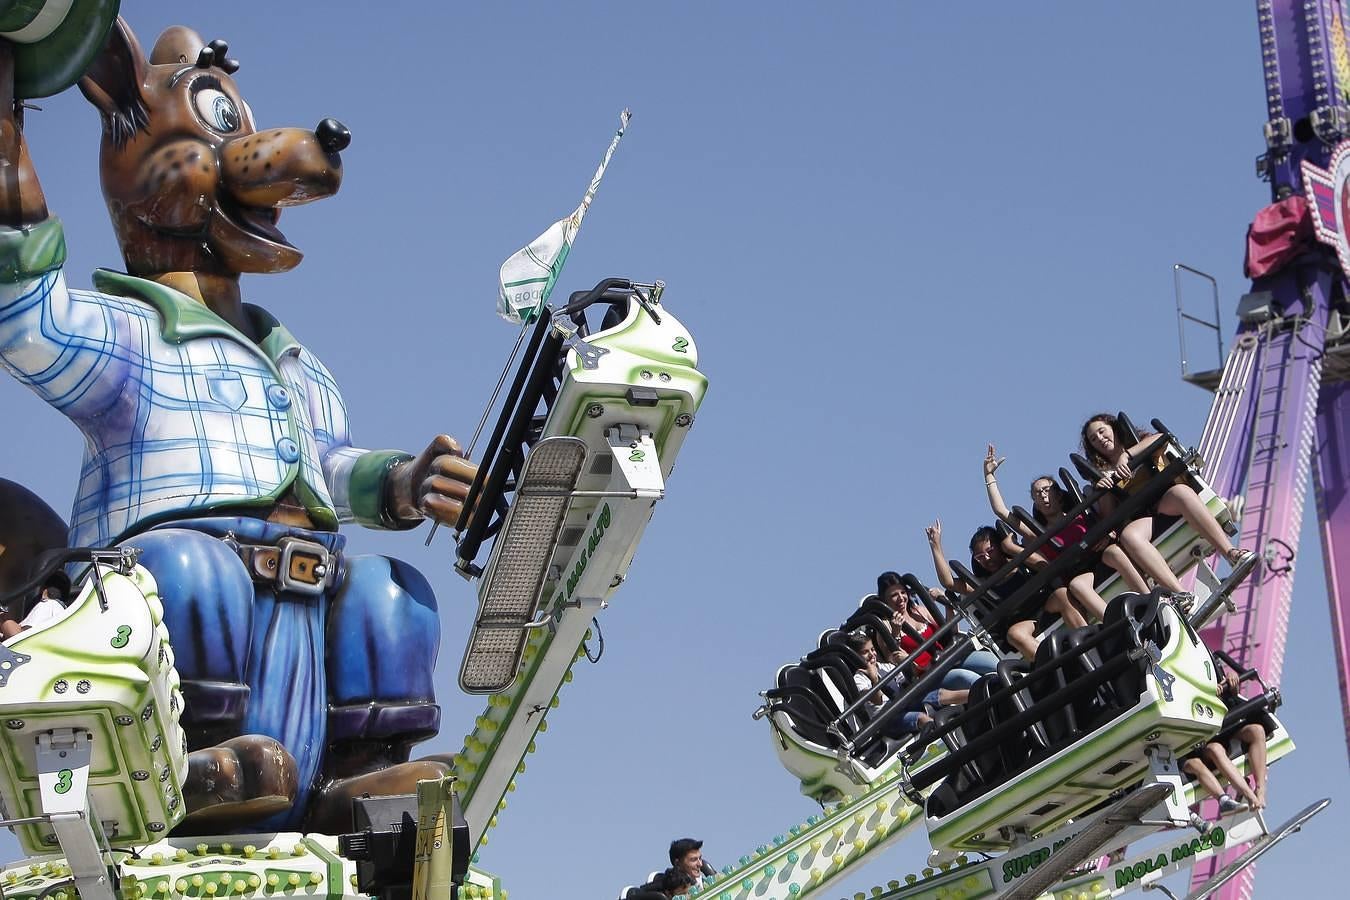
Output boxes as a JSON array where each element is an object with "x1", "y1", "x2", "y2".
[
  {"x1": 857, "y1": 595, "x2": 893, "y2": 621},
  {"x1": 930, "y1": 705, "x2": 978, "y2": 792},
  {"x1": 1070, "y1": 452, "x2": 1105, "y2": 485},
  {"x1": 1058, "y1": 467, "x2": 1086, "y2": 508},
  {"x1": 819, "y1": 628, "x2": 845, "y2": 651},
  {"x1": 804, "y1": 655, "x2": 864, "y2": 737},
  {"x1": 771, "y1": 664, "x2": 836, "y2": 747},
  {"x1": 1010, "y1": 505, "x2": 1042, "y2": 537},
  {"x1": 1115, "y1": 412, "x2": 1142, "y2": 446},
  {"x1": 991, "y1": 659, "x2": 1048, "y2": 768},
  {"x1": 956, "y1": 673, "x2": 1006, "y2": 799},
  {"x1": 1031, "y1": 632, "x2": 1084, "y2": 749},
  {"x1": 842, "y1": 611, "x2": 897, "y2": 657},
  {"x1": 1099, "y1": 593, "x2": 1168, "y2": 704},
  {"x1": 949, "y1": 561, "x2": 1001, "y2": 622},
  {"x1": 1060, "y1": 625, "x2": 1118, "y2": 729},
  {"x1": 925, "y1": 706, "x2": 969, "y2": 819}
]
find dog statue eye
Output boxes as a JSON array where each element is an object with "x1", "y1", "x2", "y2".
[{"x1": 193, "y1": 88, "x2": 241, "y2": 133}]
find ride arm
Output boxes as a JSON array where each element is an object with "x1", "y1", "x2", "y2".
[{"x1": 300, "y1": 347, "x2": 417, "y2": 530}]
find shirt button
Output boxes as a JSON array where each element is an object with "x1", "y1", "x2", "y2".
[
  {"x1": 266, "y1": 384, "x2": 292, "y2": 410},
  {"x1": 276, "y1": 437, "x2": 300, "y2": 463}
]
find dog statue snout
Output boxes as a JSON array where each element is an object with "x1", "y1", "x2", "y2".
[{"x1": 316, "y1": 118, "x2": 351, "y2": 154}]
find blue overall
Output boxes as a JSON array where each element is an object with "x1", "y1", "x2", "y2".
[{"x1": 128, "y1": 517, "x2": 441, "y2": 827}]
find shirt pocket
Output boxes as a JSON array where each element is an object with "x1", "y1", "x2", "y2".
[{"x1": 204, "y1": 368, "x2": 248, "y2": 410}]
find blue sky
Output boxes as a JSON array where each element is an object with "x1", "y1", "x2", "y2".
[{"x1": 1, "y1": 2, "x2": 1346, "y2": 897}]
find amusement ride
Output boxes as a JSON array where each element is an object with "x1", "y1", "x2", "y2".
[{"x1": 0, "y1": 3, "x2": 1345, "y2": 900}]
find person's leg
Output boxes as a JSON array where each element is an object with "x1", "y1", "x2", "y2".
[
  {"x1": 941, "y1": 667, "x2": 980, "y2": 691},
  {"x1": 1205, "y1": 742, "x2": 1260, "y2": 808},
  {"x1": 1101, "y1": 543, "x2": 1150, "y2": 593},
  {"x1": 1068, "y1": 571, "x2": 1108, "y2": 621},
  {"x1": 958, "y1": 649, "x2": 1001, "y2": 675},
  {"x1": 1046, "y1": 587, "x2": 1088, "y2": 628},
  {"x1": 1182, "y1": 756, "x2": 1226, "y2": 803},
  {"x1": 1006, "y1": 620, "x2": 1039, "y2": 660},
  {"x1": 936, "y1": 687, "x2": 968, "y2": 706},
  {"x1": 1119, "y1": 518, "x2": 1185, "y2": 592},
  {"x1": 1238, "y1": 723, "x2": 1269, "y2": 808},
  {"x1": 1157, "y1": 485, "x2": 1248, "y2": 564}
]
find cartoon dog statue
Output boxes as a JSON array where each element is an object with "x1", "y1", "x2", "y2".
[{"x1": 0, "y1": 14, "x2": 476, "y2": 834}]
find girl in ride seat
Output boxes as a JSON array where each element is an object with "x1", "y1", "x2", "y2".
[
  {"x1": 925, "y1": 520, "x2": 1083, "y2": 660},
  {"x1": 1181, "y1": 662, "x2": 1272, "y2": 812},
  {"x1": 981, "y1": 443, "x2": 1150, "y2": 623},
  {"x1": 1080, "y1": 414, "x2": 1253, "y2": 598},
  {"x1": 875, "y1": 571, "x2": 1000, "y2": 679},
  {"x1": 846, "y1": 631, "x2": 969, "y2": 737}
]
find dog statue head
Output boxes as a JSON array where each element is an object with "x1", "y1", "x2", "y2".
[{"x1": 77, "y1": 18, "x2": 349, "y2": 280}]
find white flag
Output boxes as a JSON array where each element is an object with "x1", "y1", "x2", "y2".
[{"x1": 498, "y1": 109, "x2": 632, "y2": 323}]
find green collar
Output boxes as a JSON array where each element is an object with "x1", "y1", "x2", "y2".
[{"x1": 91, "y1": 268, "x2": 301, "y2": 364}]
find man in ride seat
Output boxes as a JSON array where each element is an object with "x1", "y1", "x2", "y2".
[
  {"x1": 0, "y1": 569, "x2": 69, "y2": 639},
  {"x1": 669, "y1": 838, "x2": 714, "y2": 888}
]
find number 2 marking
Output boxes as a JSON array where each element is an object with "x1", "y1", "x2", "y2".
[
  {"x1": 111, "y1": 625, "x2": 132, "y2": 649},
  {"x1": 672, "y1": 337, "x2": 688, "y2": 353},
  {"x1": 629, "y1": 449, "x2": 646, "y2": 462},
  {"x1": 54, "y1": 769, "x2": 72, "y2": 794}
]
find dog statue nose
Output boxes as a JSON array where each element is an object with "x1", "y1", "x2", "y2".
[{"x1": 315, "y1": 118, "x2": 351, "y2": 154}]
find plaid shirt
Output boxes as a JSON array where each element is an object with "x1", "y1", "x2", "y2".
[{"x1": 0, "y1": 219, "x2": 410, "y2": 547}]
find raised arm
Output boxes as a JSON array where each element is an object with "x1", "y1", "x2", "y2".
[
  {"x1": 926, "y1": 519, "x2": 967, "y2": 594},
  {"x1": 983, "y1": 443, "x2": 1037, "y2": 540}
]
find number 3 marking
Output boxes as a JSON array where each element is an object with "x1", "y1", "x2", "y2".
[
  {"x1": 54, "y1": 769, "x2": 72, "y2": 794},
  {"x1": 111, "y1": 625, "x2": 132, "y2": 649}
]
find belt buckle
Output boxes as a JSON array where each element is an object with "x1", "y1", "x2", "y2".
[{"x1": 276, "y1": 537, "x2": 330, "y2": 595}]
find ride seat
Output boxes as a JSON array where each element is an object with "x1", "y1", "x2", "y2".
[
  {"x1": 0, "y1": 559, "x2": 188, "y2": 854},
  {"x1": 990, "y1": 659, "x2": 1050, "y2": 770},
  {"x1": 765, "y1": 664, "x2": 837, "y2": 748},
  {"x1": 950, "y1": 673, "x2": 1007, "y2": 804},
  {"x1": 1030, "y1": 632, "x2": 1089, "y2": 750},
  {"x1": 1098, "y1": 592, "x2": 1168, "y2": 705}
]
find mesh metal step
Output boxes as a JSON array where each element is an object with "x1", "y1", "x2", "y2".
[
  {"x1": 458, "y1": 437, "x2": 588, "y2": 693},
  {"x1": 998, "y1": 783, "x2": 1172, "y2": 900}
]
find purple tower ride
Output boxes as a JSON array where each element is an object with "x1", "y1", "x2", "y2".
[{"x1": 1185, "y1": 2, "x2": 1350, "y2": 898}]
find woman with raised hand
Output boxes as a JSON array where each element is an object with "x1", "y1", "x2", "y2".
[
  {"x1": 1079, "y1": 414, "x2": 1253, "y2": 597},
  {"x1": 981, "y1": 443, "x2": 1148, "y2": 621},
  {"x1": 925, "y1": 519, "x2": 1083, "y2": 660},
  {"x1": 875, "y1": 571, "x2": 1000, "y2": 679}
]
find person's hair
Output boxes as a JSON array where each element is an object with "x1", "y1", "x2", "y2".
[
  {"x1": 845, "y1": 631, "x2": 873, "y2": 657},
  {"x1": 1029, "y1": 475, "x2": 1066, "y2": 526},
  {"x1": 968, "y1": 525, "x2": 1002, "y2": 575},
  {"x1": 669, "y1": 838, "x2": 703, "y2": 866},
  {"x1": 876, "y1": 571, "x2": 905, "y2": 599},
  {"x1": 1080, "y1": 413, "x2": 1120, "y2": 468},
  {"x1": 662, "y1": 868, "x2": 695, "y2": 891}
]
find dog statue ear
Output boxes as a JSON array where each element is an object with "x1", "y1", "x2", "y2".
[
  {"x1": 77, "y1": 17, "x2": 149, "y2": 145},
  {"x1": 149, "y1": 26, "x2": 206, "y2": 67}
]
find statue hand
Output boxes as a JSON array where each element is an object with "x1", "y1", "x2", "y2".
[{"x1": 387, "y1": 434, "x2": 478, "y2": 527}]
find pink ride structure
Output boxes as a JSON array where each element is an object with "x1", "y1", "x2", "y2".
[{"x1": 1180, "y1": 2, "x2": 1350, "y2": 897}]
